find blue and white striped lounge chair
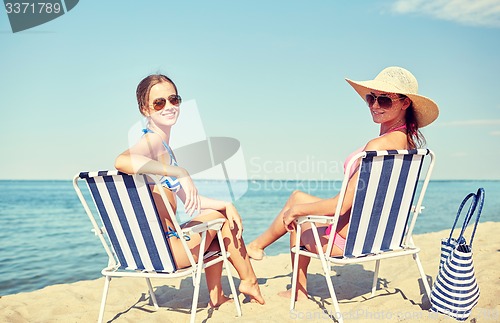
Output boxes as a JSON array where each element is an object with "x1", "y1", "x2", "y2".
[
  {"x1": 289, "y1": 149, "x2": 436, "y2": 322},
  {"x1": 73, "y1": 170, "x2": 242, "y2": 323}
]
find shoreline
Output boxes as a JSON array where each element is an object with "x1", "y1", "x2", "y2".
[{"x1": 1, "y1": 222, "x2": 499, "y2": 322}]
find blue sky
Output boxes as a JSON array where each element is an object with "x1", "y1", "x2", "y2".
[{"x1": 1, "y1": 0, "x2": 499, "y2": 180}]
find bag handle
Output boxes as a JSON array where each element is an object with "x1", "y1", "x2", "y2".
[
  {"x1": 450, "y1": 188, "x2": 485, "y2": 248},
  {"x1": 456, "y1": 192, "x2": 480, "y2": 241},
  {"x1": 448, "y1": 192, "x2": 477, "y2": 242},
  {"x1": 468, "y1": 188, "x2": 485, "y2": 247}
]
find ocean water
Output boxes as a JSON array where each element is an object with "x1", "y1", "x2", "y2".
[{"x1": 0, "y1": 179, "x2": 498, "y2": 296}]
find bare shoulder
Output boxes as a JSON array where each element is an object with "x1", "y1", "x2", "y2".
[
  {"x1": 129, "y1": 133, "x2": 164, "y2": 157},
  {"x1": 365, "y1": 132, "x2": 407, "y2": 151}
]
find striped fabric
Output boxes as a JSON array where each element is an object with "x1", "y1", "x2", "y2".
[
  {"x1": 439, "y1": 237, "x2": 464, "y2": 268},
  {"x1": 430, "y1": 188, "x2": 484, "y2": 320},
  {"x1": 430, "y1": 242, "x2": 479, "y2": 320},
  {"x1": 79, "y1": 171, "x2": 176, "y2": 273},
  {"x1": 344, "y1": 149, "x2": 427, "y2": 258}
]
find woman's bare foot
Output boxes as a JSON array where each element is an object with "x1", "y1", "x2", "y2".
[
  {"x1": 246, "y1": 242, "x2": 265, "y2": 261},
  {"x1": 208, "y1": 295, "x2": 233, "y2": 308},
  {"x1": 278, "y1": 288, "x2": 309, "y2": 301},
  {"x1": 239, "y1": 280, "x2": 265, "y2": 304}
]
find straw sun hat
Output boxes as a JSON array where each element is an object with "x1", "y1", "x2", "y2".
[{"x1": 345, "y1": 66, "x2": 439, "y2": 128}]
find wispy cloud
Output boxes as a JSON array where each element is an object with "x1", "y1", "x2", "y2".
[
  {"x1": 490, "y1": 130, "x2": 500, "y2": 136},
  {"x1": 439, "y1": 119, "x2": 500, "y2": 126},
  {"x1": 392, "y1": 0, "x2": 500, "y2": 28}
]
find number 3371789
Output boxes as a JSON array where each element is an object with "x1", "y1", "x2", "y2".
[{"x1": 5, "y1": 2, "x2": 62, "y2": 14}]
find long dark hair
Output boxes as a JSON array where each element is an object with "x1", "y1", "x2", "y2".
[
  {"x1": 136, "y1": 74, "x2": 178, "y2": 116},
  {"x1": 404, "y1": 99, "x2": 426, "y2": 148}
]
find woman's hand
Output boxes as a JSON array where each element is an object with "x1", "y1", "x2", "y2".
[
  {"x1": 178, "y1": 173, "x2": 200, "y2": 216},
  {"x1": 225, "y1": 203, "x2": 243, "y2": 239},
  {"x1": 283, "y1": 206, "x2": 298, "y2": 232}
]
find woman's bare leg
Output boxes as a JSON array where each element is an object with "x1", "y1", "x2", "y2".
[
  {"x1": 173, "y1": 210, "x2": 222, "y2": 267},
  {"x1": 173, "y1": 210, "x2": 230, "y2": 306},
  {"x1": 204, "y1": 241, "x2": 232, "y2": 307},
  {"x1": 277, "y1": 224, "x2": 311, "y2": 300},
  {"x1": 247, "y1": 190, "x2": 322, "y2": 260},
  {"x1": 218, "y1": 211, "x2": 265, "y2": 304},
  {"x1": 278, "y1": 255, "x2": 310, "y2": 300},
  {"x1": 293, "y1": 226, "x2": 312, "y2": 300},
  {"x1": 281, "y1": 224, "x2": 343, "y2": 300},
  {"x1": 181, "y1": 209, "x2": 265, "y2": 305}
]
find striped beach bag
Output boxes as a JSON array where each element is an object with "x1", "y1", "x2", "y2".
[{"x1": 430, "y1": 188, "x2": 485, "y2": 320}]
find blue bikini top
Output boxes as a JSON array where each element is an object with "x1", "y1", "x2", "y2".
[{"x1": 142, "y1": 128, "x2": 182, "y2": 193}]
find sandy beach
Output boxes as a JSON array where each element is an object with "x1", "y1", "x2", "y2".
[{"x1": 1, "y1": 222, "x2": 499, "y2": 323}]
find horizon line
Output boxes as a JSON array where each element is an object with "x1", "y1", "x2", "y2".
[{"x1": 1, "y1": 178, "x2": 499, "y2": 182}]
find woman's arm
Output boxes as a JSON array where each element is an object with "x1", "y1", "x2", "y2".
[
  {"x1": 115, "y1": 150, "x2": 187, "y2": 177},
  {"x1": 115, "y1": 135, "x2": 201, "y2": 214},
  {"x1": 176, "y1": 190, "x2": 243, "y2": 238},
  {"x1": 115, "y1": 134, "x2": 186, "y2": 176},
  {"x1": 283, "y1": 173, "x2": 359, "y2": 230}
]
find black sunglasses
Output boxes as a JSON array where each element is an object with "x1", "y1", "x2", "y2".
[
  {"x1": 365, "y1": 93, "x2": 405, "y2": 109},
  {"x1": 151, "y1": 94, "x2": 182, "y2": 111}
]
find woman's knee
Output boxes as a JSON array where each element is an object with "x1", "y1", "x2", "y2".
[{"x1": 289, "y1": 190, "x2": 305, "y2": 203}]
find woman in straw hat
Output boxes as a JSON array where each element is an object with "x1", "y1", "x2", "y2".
[{"x1": 247, "y1": 66, "x2": 439, "y2": 300}]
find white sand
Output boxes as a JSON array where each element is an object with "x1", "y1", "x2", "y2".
[{"x1": 1, "y1": 222, "x2": 499, "y2": 322}]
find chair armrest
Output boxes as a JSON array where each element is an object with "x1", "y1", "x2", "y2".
[
  {"x1": 182, "y1": 218, "x2": 226, "y2": 234},
  {"x1": 296, "y1": 215, "x2": 335, "y2": 225}
]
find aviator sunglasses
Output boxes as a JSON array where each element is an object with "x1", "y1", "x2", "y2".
[
  {"x1": 365, "y1": 93, "x2": 405, "y2": 109},
  {"x1": 151, "y1": 94, "x2": 182, "y2": 111}
]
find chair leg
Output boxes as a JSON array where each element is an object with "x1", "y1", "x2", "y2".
[
  {"x1": 190, "y1": 231, "x2": 208, "y2": 323},
  {"x1": 145, "y1": 278, "x2": 159, "y2": 310},
  {"x1": 190, "y1": 271, "x2": 202, "y2": 323},
  {"x1": 371, "y1": 260, "x2": 380, "y2": 297},
  {"x1": 289, "y1": 226, "x2": 302, "y2": 311},
  {"x1": 413, "y1": 253, "x2": 431, "y2": 300},
  {"x1": 323, "y1": 268, "x2": 343, "y2": 323},
  {"x1": 310, "y1": 224, "x2": 343, "y2": 323},
  {"x1": 223, "y1": 257, "x2": 242, "y2": 317},
  {"x1": 289, "y1": 251, "x2": 301, "y2": 311},
  {"x1": 98, "y1": 276, "x2": 111, "y2": 323},
  {"x1": 217, "y1": 231, "x2": 242, "y2": 317}
]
